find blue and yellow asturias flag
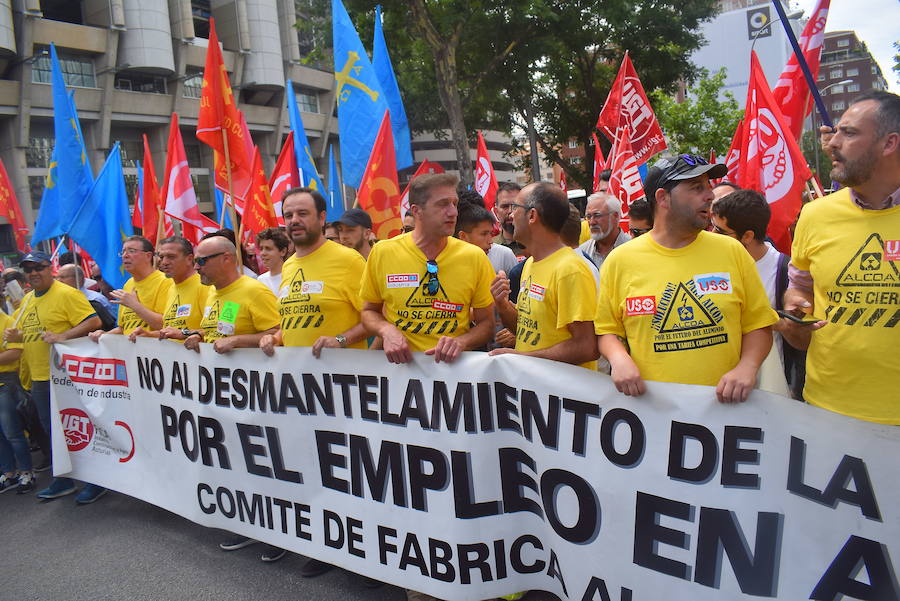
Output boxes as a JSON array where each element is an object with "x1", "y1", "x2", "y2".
[
  {"x1": 67, "y1": 143, "x2": 134, "y2": 290},
  {"x1": 286, "y1": 78, "x2": 325, "y2": 193},
  {"x1": 332, "y1": 0, "x2": 389, "y2": 189},
  {"x1": 372, "y1": 5, "x2": 413, "y2": 170}
]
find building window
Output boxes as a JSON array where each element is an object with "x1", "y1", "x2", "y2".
[
  {"x1": 26, "y1": 136, "x2": 54, "y2": 169},
  {"x1": 184, "y1": 140, "x2": 204, "y2": 168},
  {"x1": 183, "y1": 70, "x2": 203, "y2": 99},
  {"x1": 817, "y1": 74, "x2": 825, "y2": 82},
  {"x1": 836, "y1": 39, "x2": 850, "y2": 48},
  {"x1": 871, "y1": 65, "x2": 877, "y2": 74},
  {"x1": 32, "y1": 50, "x2": 96, "y2": 88},
  {"x1": 192, "y1": 0, "x2": 211, "y2": 39},
  {"x1": 571, "y1": 156, "x2": 582, "y2": 165},
  {"x1": 41, "y1": 0, "x2": 84, "y2": 24},
  {"x1": 829, "y1": 85, "x2": 844, "y2": 95},
  {"x1": 192, "y1": 174, "x2": 212, "y2": 210},
  {"x1": 568, "y1": 140, "x2": 578, "y2": 149},
  {"x1": 846, "y1": 68, "x2": 859, "y2": 77},
  {"x1": 832, "y1": 101, "x2": 845, "y2": 111},
  {"x1": 123, "y1": 174, "x2": 139, "y2": 204},
  {"x1": 295, "y1": 88, "x2": 319, "y2": 113},
  {"x1": 847, "y1": 83, "x2": 860, "y2": 92},
  {"x1": 118, "y1": 140, "x2": 143, "y2": 169},
  {"x1": 829, "y1": 69, "x2": 843, "y2": 79},
  {"x1": 115, "y1": 72, "x2": 167, "y2": 94}
]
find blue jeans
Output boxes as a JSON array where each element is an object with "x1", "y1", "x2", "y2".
[
  {"x1": 0, "y1": 381, "x2": 31, "y2": 472},
  {"x1": 31, "y1": 380, "x2": 51, "y2": 443}
]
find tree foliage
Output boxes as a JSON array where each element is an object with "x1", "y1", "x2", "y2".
[
  {"x1": 650, "y1": 68, "x2": 744, "y2": 157},
  {"x1": 893, "y1": 41, "x2": 899, "y2": 85}
]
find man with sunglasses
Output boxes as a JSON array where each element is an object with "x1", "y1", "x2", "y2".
[
  {"x1": 89, "y1": 236, "x2": 172, "y2": 341},
  {"x1": 578, "y1": 192, "x2": 630, "y2": 270},
  {"x1": 4, "y1": 252, "x2": 102, "y2": 501},
  {"x1": 595, "y1": 154, "x2": 777, "y2": 404},
  {"x1": 360, "y1": 173, "x2": 495, "y2": 364}
]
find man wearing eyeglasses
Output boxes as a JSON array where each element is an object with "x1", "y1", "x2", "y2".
[
  {"x1": 183, "y1": 236, "x2": 279, "y2": 354},
  {"x1": 595, "y1": 154, "x2": 777, "y2": 404},
  {"x1": 492, "y1": 182, "x2": 527, "y2": 257},
  {"x1": 360, "y1": 173, "x2": 495, "y2": 364},
  {"x1": 488, "y1": 182, "x2": 599, "y2": 368},
  {"x1": 577, "y1": 192, "x2": 630, "y2": 270},
  {"x1": 89, "y1": 236, "x2": 172, "y2": 341},
  {"x1": 4, "y1": 252, "x2": 102, "y2": 501}
]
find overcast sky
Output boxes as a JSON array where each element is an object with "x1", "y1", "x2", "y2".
[{"x1": 791, "y1": 0, "x2": 899, "y2": 93}]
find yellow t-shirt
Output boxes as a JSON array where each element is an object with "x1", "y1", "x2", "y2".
[
  {"x1": 279, "y1": 241, "x2": 366, "y2": 348},
  {"x1": 594, "y1": 231, "x2": 777, "y2": 386},
  {"x1": 516, "y1": 247, "x2": 598, "y2": 369},
  {"x1": 117, "y1": 270, "x2": 174, "y2": 334},
  {"x1": 360, "y1": 233, "x2": 495, "y2": 352},
  {"x1": 14, "y1": 281, "x2": 96, "y2": 381},
  {"x1": 162, "y1": 273, "x2": 211, "y2": 332},
  {"x1": 791, "y1": 188, "x2": 900, "y2": 424},
  {"x1": 0, "y1": 311, "x2": 21, "y2": 374},
  {"x1": 579, "y1": 220, "x2": 591, "y2": 245},
  {"x1": 199, "y1": 275, "x2": 280, "y2": 342}
]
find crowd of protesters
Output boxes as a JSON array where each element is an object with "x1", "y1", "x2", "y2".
[{"x1": 0, "y1": 90, "x2": 896, "y2": 601}]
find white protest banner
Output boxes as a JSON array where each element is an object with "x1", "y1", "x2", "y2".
[{"x1": 50, "y1": 337, "x2": 899, "y2": 601}]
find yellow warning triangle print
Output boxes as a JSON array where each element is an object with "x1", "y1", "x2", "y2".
[
  {"x1": 286, "y1": 267, "x2": 311, "y2": 303},
  {"x1": 836, "y1": 233, "x2": 900, "y2": 288},
  {"x1": 656, "y1": 282, "x2": 721, "y2": 333},
  {"x1": 405, "y1": 270, "x2": 451, "y2": 308}
]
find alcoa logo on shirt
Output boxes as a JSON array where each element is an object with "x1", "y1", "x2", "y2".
[
  {"x1": 59, "y1": 354, "x2": 128, "y2": 386},
  {"x1": 387, "y1": 274, "x2": 419, "y2": 288},
  {"x1": 693, "y1": 272, "x2": 732, "y2": 295}
]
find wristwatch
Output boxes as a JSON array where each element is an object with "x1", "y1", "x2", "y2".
[
  {"x1": 181, "y1": 328, "x2": 201, "y2": 338},
  {"x1": 335, "y1": 334, "x2": 347, "y2": 348}
]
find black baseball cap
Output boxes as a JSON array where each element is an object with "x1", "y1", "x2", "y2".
[
  {"x1": 643, "y1": 154, "x2": 729, "y2": 200},
  {"x1": 336, "y1": 208, "x2": 372, "y2": 229},
  {"x1": 20, "y1": 251, "x2": 52, "y2": 265}
]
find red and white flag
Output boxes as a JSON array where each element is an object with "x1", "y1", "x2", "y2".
[
  {"x1": 597, "y1": 52, "x2": 667, "y2": 165},
  {"x1": 724, "y1": 118, "x2": 745, "y2": 183},
  {"x1": 591, "y1": 133, "x2": 607, "y2": 192},
  {"x1": 163, "y1": 113, "x2": 206, "y2": 241},
  {"x1": 708, "y1": 148, "x2": 722, "y2": 186},
  {"x1": 399, "y1": 159, "x2": 444, "y2": 217},
  {"x1": 773, "y1": 0, "x2": 831, "y2": 140},
  {"x1": 269, "y1": 132, "x2": 300, "y2": 226},
  {"x1": 140, "y1": 134, "x2": 173, "y2": 246},
  {"x1": 740, "y1": 52, "x2": 812, "y2": 254},
  {"x1": 474, "y1": 131, "x2": 499, "y2": 211},
  {"x1": 559, "y1": 169, "x2": 567, "y2": 193},
  {"x1": 607, "y1": 126, "x2": 644, "y2": 219}
]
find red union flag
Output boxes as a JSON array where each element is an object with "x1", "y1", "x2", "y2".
[
  {"x1": 399, "y1": 159, "x2": 444, "y2": 217},
  {"x1": 357, "y1": 111, "x2": 403, "y2": 240},
  {"x1": 140, "y1": 134, "x2": 173, "y2": 246},
  {"x1": 591, "y1": 133, "x2": 607, "y2": 193},
  {"x1": 725, "y1": 118, "x2": 746, "y2": 183},
  {"x1": 269, "y1": 132, "x2": 300, "y2": 226},
  {"x1": 0, "y1": 158, "x2": 28, "y2": 249},
  {"x1": 474, "y1": 131, "x2": 499, "y2": 210},
  {"x1": 163, "y1": 113, "x2": 205, "y2": 236},
  {"x1": 740, "y1": 52, "x2": 812, "y2": 254},
  {"x1": 607, "y1": 126, "x2": 644, "y2": 219},
  {"x1": 597, "y1": 52, "x2": 667, "y2": 165},
  {"x1": 242, "y1": 146, "x2": 279, "y2": 242},
  {"x1": 773, "y1": 0, "x2": 830, "y2": 140},
  {"x1": 559, "y1": 168, "x2": 567, "y2": 193}
]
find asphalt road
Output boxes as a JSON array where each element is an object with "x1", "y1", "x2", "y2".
[{"x1": 0, "y1": 464, "x2": 559, "y2": 601}]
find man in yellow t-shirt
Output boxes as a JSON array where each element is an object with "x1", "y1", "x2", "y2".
[
  {"x1": 360, "y1": 173, "x2": 495, "y2": 363},
  {"x1": 89, "y1": 236, "x2": 172, "y2": 340},
  {"x1": 183, "y1": 236, "x2": 279, "y2": 354},
  {"x1": 260, "y1": 188, "x2": 368, "y2": 357},
  {"x1": 488, "y1": 182, "x2": 598, "y2": 368},
  {"x1": 127, "y1": 236, "x2": 210, "y2": 342},
  {"x1": 785, "y1": 92, "x2": 900, "y2": 424},
  {"x1": 595, "y1": 155, "x2": 777, "y2": 403},
  {"x1": 0, "y1": 309, "x2": 31, "y2": 493},
  {"x1": 4, "y1": 252, "x2": 100, "y2": 501}
]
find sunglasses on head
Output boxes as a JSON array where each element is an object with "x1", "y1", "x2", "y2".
[
  {"x1": 194, "y1": 252, "x2": 225, "y2": 266},
  {"x1": 656, "y1": 154, "x2": 710, "y2": 186},
  {"x1": 22, "y1": 263, "x2": 49, "y2": 274},
  {"x1": 424, "y1": 260, "x2": 439, "y2": 296}
]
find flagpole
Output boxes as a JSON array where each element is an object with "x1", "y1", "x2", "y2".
[{"x1": 220, "y1": 132, "x2": 243, "y2": 271}]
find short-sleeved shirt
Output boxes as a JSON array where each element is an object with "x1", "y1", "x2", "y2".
[
  {"x1": 162, "y1": 273, "x2": 211, "y2": 332},
  {"x1": 279, "y1": 241, "x2": 366, "y2": 348},
  {"x1": 791, "y1": 188, "x2": 900, "y2": 424},
  {"x1": 595, "y1": 231, "x2": 777, "y2": 386},
  {"x1": 117, "y1": 270, "x2": 174, "y2": 334},
  {"x1": 516, "y1": 247, "x2": 598, "y2": 369},
  {"x1": 199, "y1": 276, "x2": 280, "y2": 342},
  {"x1": 0, "y1": 311, "x2": 21, "y2": 374},
  {"x1": 360, "y1": 233, "x2": 495, "y2": 352},
  {"x1": 15, "y1": 281, "x2": 96, "y2": 381}
]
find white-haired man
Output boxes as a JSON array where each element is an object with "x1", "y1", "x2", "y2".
[{"x1": 578, "y1": 192, "x2": 630, "y2": 270}]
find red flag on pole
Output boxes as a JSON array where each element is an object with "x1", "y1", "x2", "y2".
[
  {"x1": 269, "y1": 132, "x2": 300, "y2": 227},
  {"x1": 474, "y1": 131, "x2": 499, "y2": 211},
  {"x1": 597, "y1": 52, "x2": 667, "y2": 165},
  {"x1": 773, "y1": 0, "x2": 831, "y2": 140},
  {"x1": 559, "y1": 169, "x2": 567, "y2": 193},
  {"x1": 708, "y1": 148, "x2": 722, "y2": 186},
  {"x1": 607, "y1": 126, "x2": 644, "y2": 221},
  {"x1": 242, "y1": 147, "x2": 279, "y2": 242},
  {"x1": 591, "y1": 133, "x2": 607, "y2": 193},
  {"x1": 740, "y1": 52, "x2": 812, "y2": 254},
  {"x1": 140, "y1": 134, "x2": 165, "y2": 246},
  {"x1": 724, "y1": 118, "x2": 745, "y2": 183},
  {"x1": 196, "y1": 18, "x2": 253, "y2": 201},
  {"x1": 163, "y1": 113, "x2": 206, "y2": 242},
  {"x1": 0, "y1": 158, "x2": 28, "y2": 249},
  {"x1": 357, "y1": 111, "x2": 403, "y2": 240},
  {"x1": 399, "y1": 159, "x2": 444, "y2": 217},
  {"x1": 131, "y1": 169, "x2": 142, "y2": 230}
]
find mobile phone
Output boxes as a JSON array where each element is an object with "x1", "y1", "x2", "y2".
[
  {"x1": 5, "y1": 280, "x2": 23, "y2": 304},
  {"x1": 776, "y1": 310, "x2": 820, "y2": 326}
]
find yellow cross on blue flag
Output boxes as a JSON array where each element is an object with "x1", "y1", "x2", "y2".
[{"x1": 332, "y1": 0, "x2": 389, "y2": 188}]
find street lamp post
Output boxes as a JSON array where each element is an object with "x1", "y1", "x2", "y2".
[{"x1": 812, "y1": 79, "x2": 853, "y2": 182}]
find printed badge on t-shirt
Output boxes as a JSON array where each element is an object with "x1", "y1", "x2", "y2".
[
  {"x1": 217, "y1": 301, "x2": 239, "y2": 336},
  {"x1": 387, "y1": 274, "x2": 419, "y2": 288},
  {"x1": 693, "y1": 272, "x2": 732, "y2": 295},
  {"x1": 175, "y1": 304, "x2": 192, "y2": 318}
]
